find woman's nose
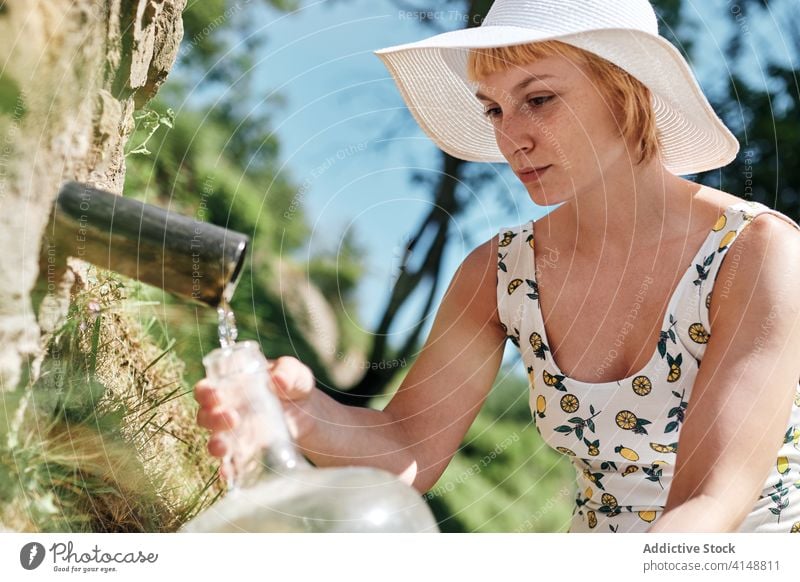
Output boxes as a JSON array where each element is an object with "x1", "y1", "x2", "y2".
[{"x1": 497, "y1": 109, "x2": 535, "y2": 156}]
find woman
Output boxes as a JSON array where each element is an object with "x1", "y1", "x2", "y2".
[{"x1": 195, "y1": 0, "x2": 800, "y2": 532}]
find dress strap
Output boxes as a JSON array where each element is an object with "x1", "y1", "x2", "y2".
[{"x1": 496, "y1": 223, "x2": 534, "y2": 349}]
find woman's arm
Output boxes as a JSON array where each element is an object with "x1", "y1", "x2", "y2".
[
  {"x1": 198, "y1": 238, "x2": 507, "y2": 494},
  {"x1": 648, "y1": 213, "x2": 800, "y2": 533},
  {"x1": 295, "y1": 237, "x2": 507, "y2": 493}
]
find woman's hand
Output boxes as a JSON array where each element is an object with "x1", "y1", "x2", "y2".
[{"x1": 194, "y1": 355, "x2": 320, "y2": 463}]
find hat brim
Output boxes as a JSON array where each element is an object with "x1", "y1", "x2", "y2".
[{"x1": 375, "y1": 27, "x2": 739, "y2": 176}]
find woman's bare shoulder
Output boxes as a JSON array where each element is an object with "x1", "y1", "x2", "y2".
[
  {"x1": 699, "y1": 186, "x2": 797, "y2": 230},
  {"x1": 439, "y1": 235, "x2": 505, "y2": 334},
  {"x1": 698, "y1": 185, "x2": 744, "y2": 204},
  {"x1": 463, "y1": 235, "x2": 498, "y2": 279}
]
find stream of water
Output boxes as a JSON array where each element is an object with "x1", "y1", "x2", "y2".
[{"x1": 217, "y1": 297, "x2": 238, "y2": 348}]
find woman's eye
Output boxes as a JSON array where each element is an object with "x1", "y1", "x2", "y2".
[
  {"x1": 527, "y1": 95, "x2": 554, "y2": 107},
  {"x1": 483, "y1": 96, "x2": 553, "y2": 119}
]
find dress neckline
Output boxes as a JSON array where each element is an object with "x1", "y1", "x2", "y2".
[{"x1": 524, "y1": 202, "x2": 747, "y2": 387}]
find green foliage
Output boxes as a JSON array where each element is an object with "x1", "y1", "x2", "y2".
[
  {"x1": 480, "y1": 362, "x2": 539, "y2": 424},
  {"x1": 125, "y1": 107, "x2": 175, "y2": 156},
  {"x1": 179, "y1": 0, "x2": 298, "y2": 82},
  {"x1": 125, "y1": 101, "x2": 307, "y2": 251},
  {"x1": 0, "y1": 73, "x2": 25, "y2": 118},
  {"x1": 180, "y1": 0, "x2": 230, "y2": 68},
  {"x1": 427, "y1": 417, "x2": 575, "y2": 533},
  {"x1": 421, "y1": 366, "x2": 575, "y2": 532}
]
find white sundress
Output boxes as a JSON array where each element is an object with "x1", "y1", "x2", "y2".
[{"x1": 495, "y1": 200, "x2": 800, "y2": 533}]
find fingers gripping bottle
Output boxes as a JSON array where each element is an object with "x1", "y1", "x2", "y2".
[{"x1": 180, "y1": 341, "x2": 439, "y2": 532}]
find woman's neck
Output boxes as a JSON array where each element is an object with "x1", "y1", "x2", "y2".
[{"x1": 557, "y1": 160, "x2": 704, "y2": 261}]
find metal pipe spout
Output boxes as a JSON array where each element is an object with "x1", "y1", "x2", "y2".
[{"x1": 42, "y1": 181, "x2": 249, "y2": 307}]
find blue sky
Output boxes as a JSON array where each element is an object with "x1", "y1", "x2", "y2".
[{"x1": 219, "y1": 0, "x2": 791, "y2": 368}]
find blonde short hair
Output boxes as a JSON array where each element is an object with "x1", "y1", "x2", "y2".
[{"x1": 467, "y1": 40, "x2": 661, "y2": 166}]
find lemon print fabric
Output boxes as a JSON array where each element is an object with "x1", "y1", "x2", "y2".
[
  {"x1": 529, "y1": 332, "x2": 550, "y2": 360},
  {"x1": 498, "y1": 230, "x2": 517, "y2": 247},
  {"x1": 560, "y1": 394, "x2": 579, "y2": 413},
  {"x1": 650, "y1": 442, "x2": 678, "y2": 454},
  {"x1": 666, "y1": 353, "x2": 682, "y2": 383},
  {"x1": 615, "y1": 410, "x2": 652, "y2": 435},
  {"x1": 542, "y1": 369, "x2": 566, "y2": 392},
  {"x1": 601, "y1": 493, "x2": 619, "y2": 511},
  {"x1": 585, "y1": 439, "x2": 600, "y2": 456},
  {"x1": 535, "y1": 394, "x2": 546, "y2": 419},
  {"x1": 622, "y1": 465, "x2": 639, "y2": 477},
  {"x1": 631, "y1": 375, "x2": 652, "y2": 396},
  {"x1": 615, "y1": 410, "x2": 637, "y2": 430},
  {"x1": 507, "y1": 278, "x2": 523, "y2": 295},
  {"x1": 495, "y1": 202, "x2": 800, "y2": 532},
  {"x1": 638, "y1": 511, "x2": 657, "y2": 523},
  {"x1": 718, "y1": 230, "x2": 736, "y2": 251},
  {"x1": 587, "y1": 510, "x2": 597, "y2": 529},
  {"x1": 688, "y1": 322, "x2": 710, "y2": 344},
  {"x1": 615, "y1": 446, "x2": 639, "y2": 462}
]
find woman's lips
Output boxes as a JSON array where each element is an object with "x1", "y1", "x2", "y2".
[{"x1": 517, "y1": 165, "x2": 551, "y2": 184}]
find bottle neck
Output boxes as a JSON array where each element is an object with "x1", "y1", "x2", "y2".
[
  {"x1": 236, "y1": 431, "x2": 311, "y2": 489},
  {"x1": 261, "y1": 439, "x2": 312, "y2": 472},
  {"x1": 236, "y1": 379, "x2": 313, "y2": 487}
]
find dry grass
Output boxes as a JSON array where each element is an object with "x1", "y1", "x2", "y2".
[{"x1": 0, "y1": 267, "x2": 223, "y2": 532}]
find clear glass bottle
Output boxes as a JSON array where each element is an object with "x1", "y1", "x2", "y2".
[{"x1": 180, "y1": 341, "x2": 440, "y2": 533}]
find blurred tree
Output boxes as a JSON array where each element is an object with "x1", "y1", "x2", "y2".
[{"x1": 710, "y1": 0, "x2": 799, "y2": 217}]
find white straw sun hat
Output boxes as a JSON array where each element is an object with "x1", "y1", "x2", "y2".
[{"x1": 374, "y1": 0, "x2": 739, "y2": 176}]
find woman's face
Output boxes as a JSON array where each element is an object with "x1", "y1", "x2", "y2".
[{"x1": 475, "y1": 53, "x2": 632, "y2": 206}]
